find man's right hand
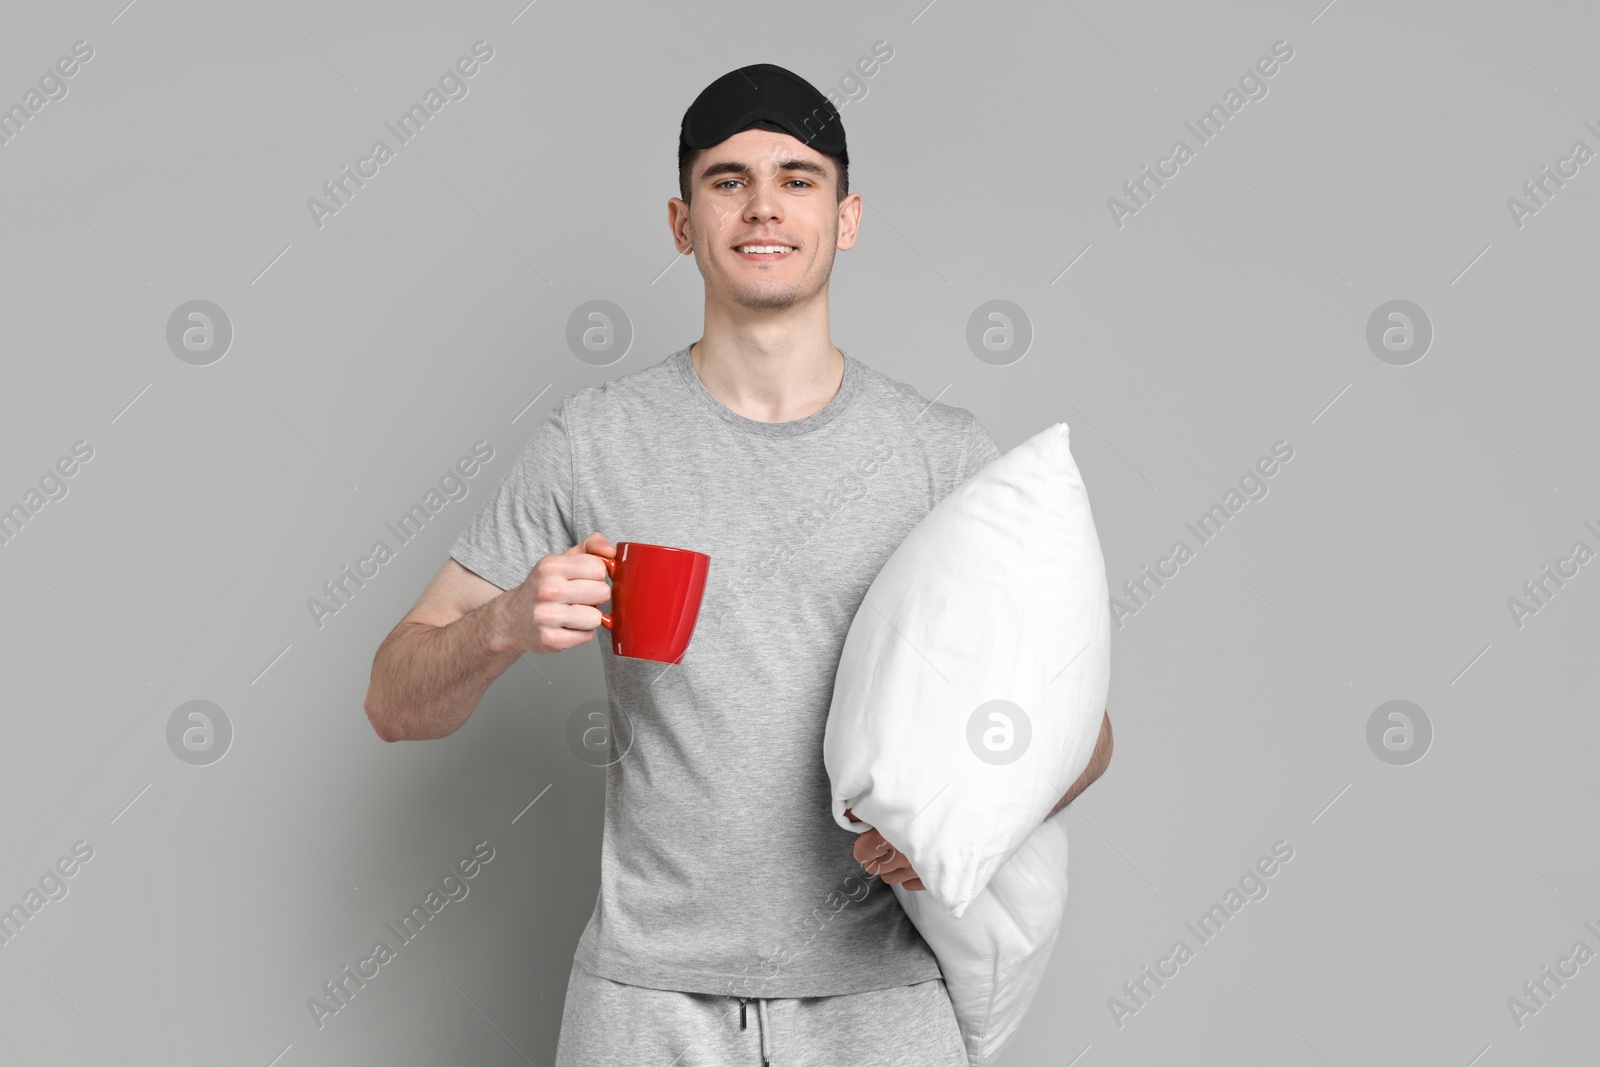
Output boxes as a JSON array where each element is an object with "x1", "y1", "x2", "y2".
[
  {"x1": 365, "y1": 532, "x2": 619, "y2": 741},
  {"x1": 492, "y1": 532, "x2": 618, "y2": 655}
]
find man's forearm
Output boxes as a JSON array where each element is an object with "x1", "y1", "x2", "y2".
[
  {"x1": 1046, "y1": 710, "x2": 1112, "y2": 821},
  {"x1": 365, "y1": 597, "x2": 524, "y2": 742}
]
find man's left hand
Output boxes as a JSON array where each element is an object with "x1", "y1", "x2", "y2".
[{"x1": 844, "y1": 807, "x2": 924, "y2": 891}]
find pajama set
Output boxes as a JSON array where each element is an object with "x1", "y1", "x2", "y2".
[{"x1": 450, "y1": 345, "x2": 1003, "y2": 1065}]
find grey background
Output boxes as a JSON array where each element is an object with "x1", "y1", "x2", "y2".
[{"x1": 1, "y1": 0, "x2": 1596, "y2": 1064}]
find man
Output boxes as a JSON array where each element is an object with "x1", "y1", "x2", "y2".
[{"x1": 364, "y1": 62, "x2": 1113, "y2": 1065}]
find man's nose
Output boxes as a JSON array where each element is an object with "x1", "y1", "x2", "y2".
[{"x1": 743, "y1": 178, "x2": 783, "y2": 220}]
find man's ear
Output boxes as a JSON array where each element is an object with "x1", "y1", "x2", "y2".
[{"x1": 836, "y1": 192, "x2": 863, "y2": 251}]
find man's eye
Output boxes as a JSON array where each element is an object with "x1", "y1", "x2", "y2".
[{"x1": 713, "y1": 178, "x2": 811, "y2": 190}]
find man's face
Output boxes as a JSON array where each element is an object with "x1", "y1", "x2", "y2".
[{"x1": 670, "y1": 128, "x2": 861, "y2": 314}]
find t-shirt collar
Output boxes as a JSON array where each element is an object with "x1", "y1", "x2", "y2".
[{"x1": 673, "y1": 344, "x2": 861, "y2": 438}]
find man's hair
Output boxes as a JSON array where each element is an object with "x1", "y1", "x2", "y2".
[{"x1": 677, "y1": 140, "x2": 850, "y2": 208}]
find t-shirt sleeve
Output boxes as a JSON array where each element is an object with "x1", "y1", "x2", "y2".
[
  {"x1": 959, "y1": 413, "x2": 1004, "y2": 483},
  {"x1": 449, "y1": 400, "x2": 578, "y2": 592}
]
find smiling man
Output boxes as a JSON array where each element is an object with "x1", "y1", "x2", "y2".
[{"x1": 364, "y1": 62, "x2": 1111, "y2": 1065}]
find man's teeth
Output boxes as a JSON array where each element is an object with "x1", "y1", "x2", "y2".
[{"x1": 737, "y1": 245, "x2": 794, "y2": 253}]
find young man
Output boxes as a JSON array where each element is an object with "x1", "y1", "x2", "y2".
[{"x1": 364, "y1": 63, "x2": 1113, "y2": 1065}]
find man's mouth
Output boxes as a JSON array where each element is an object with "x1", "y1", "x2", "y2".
[{"x1": 733, "y1": 244, "x2": 797, "y2": 262}]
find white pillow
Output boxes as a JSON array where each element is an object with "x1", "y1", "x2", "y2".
[
  {"x1": 823, "y1": 421, "x2": 1110, "y2": 917},
  {"x1": 892, "y1": 814, "x2": 1072, "y2": 1066}
]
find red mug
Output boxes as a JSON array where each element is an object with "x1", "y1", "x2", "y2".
[{"x1": 598, "y1": 542, "x2": 711, "y2": 662}]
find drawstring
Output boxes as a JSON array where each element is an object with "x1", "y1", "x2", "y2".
[{"x1": 736, "y1": 996, "x2": 772, "y2": 1064}]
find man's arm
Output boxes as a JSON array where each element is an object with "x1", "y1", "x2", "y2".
[
  {"x1": 363, "y1": 559, "x2": 524, "y2": 742},
  {"x1": 363, "y1": 533, "x2": 615, "y2": 742},
  {"x1": 1046, "y1": 709, "x2": 1112, "y2": 821}
]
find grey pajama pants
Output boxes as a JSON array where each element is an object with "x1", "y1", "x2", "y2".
[{"x1": 552, "y1": 957, "x2": 970, "y2": 1066}]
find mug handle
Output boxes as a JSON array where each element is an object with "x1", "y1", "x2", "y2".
[{"x1": 598, "y1": 555, "x2": 617, "y2": 631}]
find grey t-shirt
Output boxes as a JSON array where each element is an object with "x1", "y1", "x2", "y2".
[{"x1": 450, "y1": 344, "x2": 1003, "y2": 998}]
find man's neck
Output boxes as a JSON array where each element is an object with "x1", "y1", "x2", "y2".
[{"x1": 688, "y1": 335, "x2": 845, "y2": 424}]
